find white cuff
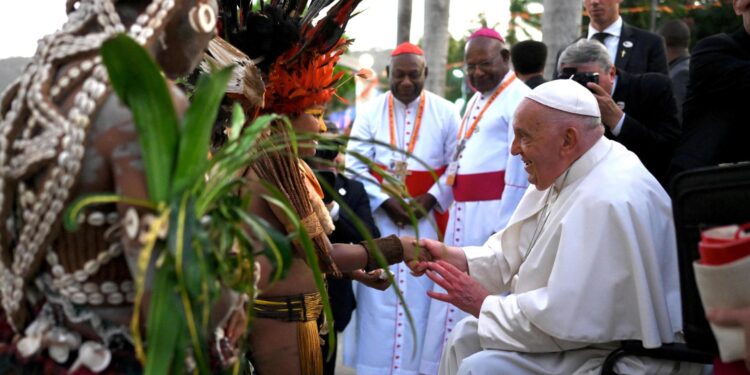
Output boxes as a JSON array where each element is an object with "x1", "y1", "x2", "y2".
[
  {"x1": 329, "y1": 201, "x2": 340, "y2": 221},
  {"x1": 611, "y1": 113, "x2": 625, "y2": 136}
]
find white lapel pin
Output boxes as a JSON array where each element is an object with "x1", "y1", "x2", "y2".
[{"x1": 623, "y1": 41, "x2": 633, "y2": 48}]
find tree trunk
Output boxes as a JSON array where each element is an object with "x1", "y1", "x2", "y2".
[
  {"x1": 423, "y1": 0, "x2": 450, "y2": 96},
  {"x1": 397, "y1": 0, "x2": 413, "y2": 44},
  {"x1": 649, "y1": 0, "x2": 658, "y2": 31},
  {"x1": 542, "y1": 0, "x2": 582, "y2": 80}
]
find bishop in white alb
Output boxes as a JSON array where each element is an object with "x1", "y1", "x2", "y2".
[{"x1": 345, "y1": 89, "x2": 459, "y2": 375}]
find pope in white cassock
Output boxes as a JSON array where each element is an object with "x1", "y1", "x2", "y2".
[
  {"x1": 344, "y1": 42, "x2": 460, "y2": 375},
  {"x1": 420, "y1": 27, "x2": 531, "y2": 375},
  {"x1": 411, "y1": 79, "x2": 708, "y2": 375}
]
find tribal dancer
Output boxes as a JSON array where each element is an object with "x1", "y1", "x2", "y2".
[
  {"x1": 0, "y1": 0, "x2": 232, "y2": 372},
  {"x1": 211, "y1": 1, "x2": 430, "y2": 374}
]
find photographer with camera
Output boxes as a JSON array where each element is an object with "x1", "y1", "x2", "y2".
[{"x1": 558, "y1": 39, "x2": 680, "y2": 185}]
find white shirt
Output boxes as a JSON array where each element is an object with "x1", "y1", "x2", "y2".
[
  {"x1": 588, "y1": 16, "x2": 623, "y2": 64},
  {"x1": 611, "y1": 75, "x2": 626, "y2": 135}
]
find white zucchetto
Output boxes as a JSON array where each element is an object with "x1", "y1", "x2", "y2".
[{"x1": 526, "y1": 79, "x2": 601, "y2": 118}]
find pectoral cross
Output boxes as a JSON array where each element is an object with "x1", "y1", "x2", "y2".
[
  {"x1": 392, "y1": 160, "x2": 411, "y2": 182},
  {"x1": 381, "y1": 160, "x2": 410, "y2": 197}
]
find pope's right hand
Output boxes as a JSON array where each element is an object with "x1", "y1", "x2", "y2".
[{"x1": 407, "y1": 237, "x2": 448, "y2": 276}]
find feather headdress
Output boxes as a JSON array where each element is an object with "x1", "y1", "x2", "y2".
[
  {"x1": 220, "y1": 0, "x2": 361, "y2": 114},
  {"x1": 202, "y1": 37, "x2": 265, "y2": 110}
]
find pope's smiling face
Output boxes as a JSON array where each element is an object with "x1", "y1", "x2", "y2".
[{"x1": 510, "y1": 99, "x2": 569, "y2": 190}]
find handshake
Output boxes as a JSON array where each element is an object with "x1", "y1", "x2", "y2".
[
  {"x1": 350, "y1": 235, "x2": 444, "y2": 291},
  {"x1": 359, "y1": 235, "x2": 451, "y2": 275},
  {"x1": 356, "y1": 235, "x2": 487, "y2": 318}
]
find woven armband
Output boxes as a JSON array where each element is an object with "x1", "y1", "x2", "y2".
[{"x1": 360, "y1": 235, "x2": 404, "y2": 272}]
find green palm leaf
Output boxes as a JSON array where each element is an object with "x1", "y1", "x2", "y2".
[
  {"x1": 172, "y1": 67, "x2": 233, "y2": 195},
  {"x1": 101, "y1": 34, "x2": 178, "y2": 203}
]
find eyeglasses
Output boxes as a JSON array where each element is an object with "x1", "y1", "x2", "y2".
[{"x1": 464, "y1": 53, "x2": 501, "y2": 73}]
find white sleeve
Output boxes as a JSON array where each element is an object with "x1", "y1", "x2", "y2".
[
  {"x1": 344, "y1": 106, "x2": 390, "y2": 211},
  {"x1": 464, "y1": 232, "x2": 513, "y2": 295},
  {"x1": 497, "y1": 103, "x2": 528, "y2": 229},
  {"x1": 428, "y1": 104, "x2": 460, "y2": 212}
]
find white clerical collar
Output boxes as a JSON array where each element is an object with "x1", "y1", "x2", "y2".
[
  {"x1": 587, "y1": 16, "x2": 622, "y2": 38},
  {"x1": 553, "y1": 136, "x2": 611, "y2": 192}
]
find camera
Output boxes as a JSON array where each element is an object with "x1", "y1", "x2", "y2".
[{"x1": 559, "y1": 67, "x2": 599, "y2": 89}]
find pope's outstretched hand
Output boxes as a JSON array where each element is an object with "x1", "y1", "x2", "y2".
[
  {"x1": 425, "y1": 260, "x2": 489, "y2": 318},
  {"x1": 405, "y1": 238, "x2": 467, "y2": 276}
]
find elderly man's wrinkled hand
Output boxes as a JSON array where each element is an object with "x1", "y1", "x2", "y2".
[
  {"x1": 351, "y1": 269, "x2": 391, "y2": 291},
  {"x1": 425, "y1": 260, "x2": 489, "y2": 318},
  {"x1": 708, "y1": 306, "x2": 750, "y2": 370}
]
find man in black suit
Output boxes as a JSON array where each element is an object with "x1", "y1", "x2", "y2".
[
  {"x1": 309, "y1": 135, "x2": 382, "y2": 375},
  {"x1": 668, "y1": 0, "x2": 750, "y2": 182},
  {"x1": 511, "y1": 40, "x2": 548, "y2": 89},
  {"x1": 555, "y1": 0, "x2": 668, "y2": 77},
  {"x1": 558, "y1": 39, "x2": 680, "y2": 185}
]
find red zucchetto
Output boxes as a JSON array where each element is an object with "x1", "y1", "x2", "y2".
[{"x1": 391, "y1": 42, "x2": 424, "y2": 56}]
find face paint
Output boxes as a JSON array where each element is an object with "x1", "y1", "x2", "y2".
[{"x1": 304, "y1": 107, "x2": 327, "y2": 132}]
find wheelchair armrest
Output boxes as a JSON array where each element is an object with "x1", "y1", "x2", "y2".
[{"x1": 601, "y1": 340, "x2": 713, "y2": 375}]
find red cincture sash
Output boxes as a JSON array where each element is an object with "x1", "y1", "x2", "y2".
[
  {"x1": 453, "y1": 171, "x2": 506, "y2": 202},
  {"x1": 370, "y1": 165, "x2": 449, "y2": 237}
]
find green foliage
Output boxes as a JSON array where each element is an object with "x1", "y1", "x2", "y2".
[
  {"x1": 71, "y1": 32, "x2": 432, "y2": 374},
  {"x1": 444, "y1": 37, "x2": 467, "y2": 104},
  {"x1": 688, "y1": 1, "x2": 742, "y2": 42},
  {"x1": 508, "y1": 0, "x2": 543, "y2": 44},
  {"x1": 172, "y1": 68, "x2": 233, "y2": 194},
  {"x1": 101, "y1": 35, "x2": 179, "y2": 202},
  {"x1": 67, "y1": 34, "x2": 295, "y2": 374}
]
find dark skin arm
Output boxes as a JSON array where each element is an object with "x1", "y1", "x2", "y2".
[
  {"x1": 381, "y1": 193, "x2": 437, "y2": 226},
  {"x1": 411, "y1": 193, "x2": 437, "y2": 220},
  {"x1": 381, "y1": 197, "x2": 411, "y2": 226}
]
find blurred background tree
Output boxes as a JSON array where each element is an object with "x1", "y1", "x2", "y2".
[
  {"x1": 443, "y1": 36, "x2": 468, "y2": 104},
  {"x1": 508, "y1": 0, "x2": 543, "y2": 44}
]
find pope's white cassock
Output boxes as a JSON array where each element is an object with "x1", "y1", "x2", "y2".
[
  {"x1": 344, "y1": 89, "x2": 460, "y2": 375},
  {"x1": 420, "y1": 72, "x2": 530, "y2": 374},
  {"x1": 440, "y1": 136, "x2": 706, "y2": 375}
]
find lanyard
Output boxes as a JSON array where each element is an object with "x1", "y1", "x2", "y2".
[
  {"x1": 456, "y1": 73, "x2": 516, "y2": 143},
  {"x1": 388, "y1": 91, "x2": 426, "y2": 155}
]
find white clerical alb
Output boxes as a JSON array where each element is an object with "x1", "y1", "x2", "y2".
[{"x1": 345, "y1": 89, "x2": 460, "y2": 375}]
